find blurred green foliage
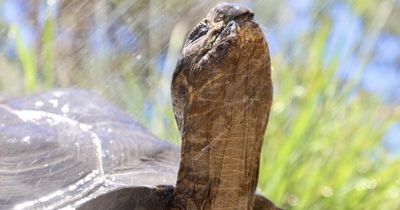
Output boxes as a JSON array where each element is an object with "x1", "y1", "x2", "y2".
[
  {"x1": 0, "y1": 0, "x2": 399, "y2": 209},
  {"x1": 11, "y1": 24, "x2": 38, "y2": 92},
  {"x1": 41, "y1": 14, "x2": 55, "y2": 89},
  {"x1": 259, "y1": 27, "x2": 399, "y2": 210}
]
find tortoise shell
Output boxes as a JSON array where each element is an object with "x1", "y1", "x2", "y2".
[{"x1": 0, "y1": 89, "x2": 179, "y2": 209}]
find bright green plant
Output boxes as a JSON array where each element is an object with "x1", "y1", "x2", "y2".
[{"x1": 257, "y1": 20, "x2": 400, "y2": 210}]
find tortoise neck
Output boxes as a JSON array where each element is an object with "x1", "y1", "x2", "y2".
[
  {"x1": 171, "y1": 4, "x2": 272, "y2": 209},
  {"x1": 171, "y1": 40, "x2": 272, "y2": 209},
  {"x1": 172, "y1": 109, "x2": 268, "y2": 209}
]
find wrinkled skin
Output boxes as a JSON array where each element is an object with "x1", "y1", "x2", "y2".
[{"x1": 172, "y1": 3, "x2": 275, "y2": 210}]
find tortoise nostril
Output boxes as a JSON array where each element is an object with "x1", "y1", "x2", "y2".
[
  {"x1": 188, "y1": 23, "x2": 209, "y2": 43},
  {"x1": 242, "y1": 11, "x2": 254, "y2": 20}
]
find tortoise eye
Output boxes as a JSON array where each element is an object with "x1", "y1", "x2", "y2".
[{"x1": 187, "y1": 23, "x2": 208, "y2": 43}]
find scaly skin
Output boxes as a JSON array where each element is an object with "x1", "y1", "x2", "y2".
[{"x1": 171, "y1": 3, "x2": 273, "y2": 210}]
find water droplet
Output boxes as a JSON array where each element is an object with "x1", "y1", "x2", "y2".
[
  {"x1": 79, "y1": 124, "x2": 92, "y2": 131},
  {"x1": 68, "y1": 185, "x2": 77, "y2": 191},
  {"x1": 389, "y1": 187, "x2": 400, "y2": 198},
  {"x1": 356, "y1": 178, "x2": 377, "y2": 191},
  {"x1": 48, "y1": 99, "x2": 58, "y2": 108},
  {"x1": 35, "y1": 101, "x2": 44, "y2": 108},
  {"x1": 47, "y1": 0, "x2": 57, "y2": 6},
  {"x1": 53, "y1": 91, "x2": 63, "y2": 97},
  {"x1": 293, "y1": 85, "x2": 305, "y2": 98},
  {"x1": 320, "y1": 186, "x2": 333, "y2": 197},
  {"x1": 22, "y1": 136, "x2": 31, "y2": 144},
  {"x1": 61, "y1": 104, "x2": 70, "y2": 113},
  {"x1": 287, "y1": 194, "x2": 299, "y2": 206}
]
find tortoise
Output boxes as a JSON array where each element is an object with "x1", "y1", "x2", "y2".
[{"x1": 0, "y1": 3, "x2": 280, "y2": 210}]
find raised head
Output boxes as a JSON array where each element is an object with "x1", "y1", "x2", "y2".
[
  {"x1": 206, "y1": 3, "x2": 254, "y2": 23},
  {"x1": 171, "y1": 3, "x2": 273, "y2": 210}
]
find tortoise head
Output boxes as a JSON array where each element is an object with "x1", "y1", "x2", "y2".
[
  {"x1": 207, "y1": 3, "x2": 254, "y2": 23},
  {"x1": 171, "y1": 3, "x2": 273, "y2": 210}
]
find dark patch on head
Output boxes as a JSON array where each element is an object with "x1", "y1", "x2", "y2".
[{"x1": 209, "y1": 3, "x2": 254, "y2": 23}]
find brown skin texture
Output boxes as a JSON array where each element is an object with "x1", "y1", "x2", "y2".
[{"x1": 171, "y1": 3, "x2": 277, "y2": 210}]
